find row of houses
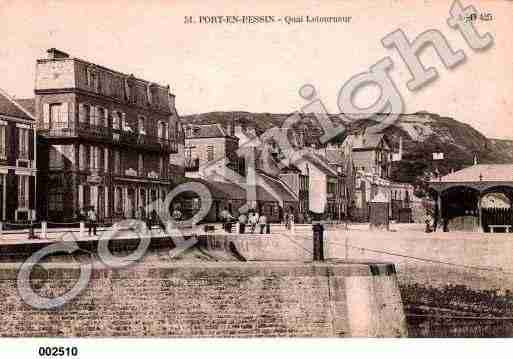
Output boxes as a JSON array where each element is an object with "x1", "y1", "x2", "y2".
[
  {"x1": 0, "y1": 48, "x2": 417, "y2": 224},
  {"x1": 180, "y1": 120, "x2": 417, "y2": 223}
]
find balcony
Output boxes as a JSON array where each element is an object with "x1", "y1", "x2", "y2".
[{"x1": 40, "y1": 122, "x2": 178, "y2": 153}]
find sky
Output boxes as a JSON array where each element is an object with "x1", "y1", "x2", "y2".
[{"x1": 0, "y1": 0, "x2": 512, "y2": 139}]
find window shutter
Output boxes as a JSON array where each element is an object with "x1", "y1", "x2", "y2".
[
  {"x1": 121, "y1": 113, "x2": 126, "y2": 130},
  {"x1": 43, "y1": 103, "x2": 50, "y2": 128},
  {"x1": 104, "y1": 109, "x2": 109, "y2": 127},
  {"x1": 90, "y1": 106, "x2": 96, "y2": 126},
  {"x1": 104, "y1": 148, "x2": 109, "y2": 172},
  {"x1": 68, "y1": 102, "x2": 75, "y2": 127},
  {"x1": 95, "y1": 107, "x2": 101, "y2": 127},
  {"x1": 79, "y1": 104, "x2": 85, "y2": 123},
  {"x1": 157, "y1": 122, "x2": 162, "y2": 138},
  {"x1": 60, "y1": 102, "x2": 69, "y2": 126}
]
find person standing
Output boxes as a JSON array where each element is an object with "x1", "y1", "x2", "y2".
[
  {"x1": 258, "y1": 213, "x2": 267, "y2": 234},
  {"x1": 249, "y1": 211, "x2": 258, "y2": 233},
  {"x1": 220, "y1": 207, "x2": 233, "y2": 232},
  {"x1": 87, "y1": 206, "x2": 98, "y2": 236},
  {"x1": 238, "y1": 212, "x2": 247, "y2": 234}
]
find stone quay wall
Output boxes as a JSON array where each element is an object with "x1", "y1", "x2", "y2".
[{"x1": 0, "y1": 259, "x2": 407, "y2": 337}]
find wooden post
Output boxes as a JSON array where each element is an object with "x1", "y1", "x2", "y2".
[{"x1": 478, "y1": 191, "x2": 483, "y2": 233}]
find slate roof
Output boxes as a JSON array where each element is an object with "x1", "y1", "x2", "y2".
[
  {"x1": 434, "y1": 164, "x2": 513, "y2": 183},
  {"x1": 0, "y1": 89, "x2": 34, "y2": 120}
]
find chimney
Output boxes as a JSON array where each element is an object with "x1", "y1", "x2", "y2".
[{"x1": 47, "y1": 48, "x2": 70, "y2": 59}]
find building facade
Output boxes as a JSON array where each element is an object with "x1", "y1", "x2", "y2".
[
  {"x1": 0, "y1": 89, "x2": 37, "y2": 222},
  {"x1": 343, "y1": 132, "x2": 392, "y2": 179},
  {"x1": 35, "y1": 48, "x2": 179, "y2": 222},
  {"x1": 184, "y1": 123, "x2": 240, "y2": 177}
]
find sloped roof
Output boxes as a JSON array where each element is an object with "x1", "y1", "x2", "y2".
[
  {"x1": 178, "y1": 178, "x2": 279, "y2": 202},
  {"x1": 185, "y1": 124, "x2": 234, "y2": 139},
  {"x1": 434, "y1": 164, "x2": 513, "y2": 183},
  {"x1": 15, "y1": 98, "x2": 36, "y2": 117},
  {"x1": 257, "y1": 171, "x2": 298, "y2": 202},
  {"x1": 0, "y1": 89, "x2": 34, "y2": 120},
  {"x1": 319, "y1": 148, "x2": 346, "y2": 165}
]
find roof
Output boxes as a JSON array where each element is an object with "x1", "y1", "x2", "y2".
[
  {"x1": 185, "y1": 124, "x2": 235, "y2": 139},
  {"x1": 434, "y1": 164, "x2": 513, "y2": 183},
  {"x1": 15, "y1": 98, "x2": 35, "y2": 117},
  {"x1": 301, "y1": 152, "x2": 339, "y2": 177},
  {"x1": 0, "y1": 89, "x2": 35, "y2": 120},
  {"x1": 257, "y1": 171, "x2": 299, "y2": 202},
  {"x1": 178, "y1": 178, "x2": 279, "y2": 202}
]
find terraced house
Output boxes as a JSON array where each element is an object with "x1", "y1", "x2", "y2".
[
  {"x1": 35, "y1": 48, "x2": 180, "y2": 222},
  {"x1": 0, "y1": 89, "x2": 37, "y2": 222}
]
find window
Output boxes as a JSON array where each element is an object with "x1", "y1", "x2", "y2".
[
  {"x1": 18, "y1": 128, "x2": 30, "y2": 159},
  {"x1": 0, "y1": 125, "x2": 6, "y2": 159},
  {"x1": 207, "y1": 145, "x2": 214, "y2": 162},
  {"x1": 114, "y1": 150, "x2": 120, "y2": 174},
  {"x1": 104, "y1": 148, "x2": 109, "y2": 173},
  {"x1": 49, "y1": 145, "x2": 64, "y2": 169},
  {"x1": 138, "y1": 154, "x2": 143, "y2": 175},
  {"x1": 79, "y1": 144, "x2": 87, "y2": 170},
  {"x1": 112, "y1": 111, "x2": 120, "y2": 129},
  {"x1": 115, "y1": 187, "x2": 123, "y2": 213},
  {"x1": 18, "y1": 175, "x2": 29, "y2": 209},
  {"x1": 159, "y1": 156, "x2": 164, "y2": 176},
  {"x1": 49, "y1": 193, "x2": 63, "y2": 211},
  {"x1": 138, "y1": 117, "x2": 146, "y2": 135},
  {"x1": 158, "y1": 122, "x2": 167, "y2": 139},
  {"x1": 50, "y1": 103, "x2": 61, "y2": 125},
  {"x1": 97, "y1": 107, "x2": 108, "y2": 127},
  {"x1": 79, "y1": 104, "x2": 90, "y2": 123}
]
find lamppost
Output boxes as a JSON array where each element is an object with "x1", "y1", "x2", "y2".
[{"x1": 432, "y1": 151, "x2": 444, "y2": 232}]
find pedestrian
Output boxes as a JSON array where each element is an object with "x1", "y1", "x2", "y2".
[
  {"x1": 172, "y1": 205, "x2": 182, "y2": 222},
  {"x1": 220, "y1": 207, "x2": 234, "y2": 232},
  {"x1": 424, "y1": 210, "x2": 433, "y2": 233},
  {"x1": 238, "y1": 212, "x2": 247, "y2": 234},
  {"x1": 250, "y1": 211, "x2": 259, "y2": 233},
  {"x1": 87, "y1": 206, "x2": 98, "y2": 236},
  {"x1": 258, "y1": 213, "x2": 267, "y2": 234}
]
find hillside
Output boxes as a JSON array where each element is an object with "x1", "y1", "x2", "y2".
[{"x1": 181, "y1": 111, "x2": 513, "y2": 185}]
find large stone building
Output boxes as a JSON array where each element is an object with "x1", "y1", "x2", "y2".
[
  {"x1": 34, "y1": 48, "x2": 180, "y2": 222},
  {"x1": 0, "y1": 89, "x2": 37, "y2": 222}
]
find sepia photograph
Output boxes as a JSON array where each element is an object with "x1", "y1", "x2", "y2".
[{"x1": 1, "y1": 0, "x2": 513, "y2": 356}]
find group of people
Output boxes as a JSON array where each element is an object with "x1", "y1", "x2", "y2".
[{"x1": 220, "y1": 208, "x2": 269, "y2": 234}]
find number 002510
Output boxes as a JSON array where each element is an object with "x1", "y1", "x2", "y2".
[{"x1": 38, "y1": 347, "x2": 78, "y2": 357}]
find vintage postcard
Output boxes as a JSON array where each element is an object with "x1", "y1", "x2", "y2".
[{"x1": 0, "y1": 0, "x2": 513, "y2": 355}]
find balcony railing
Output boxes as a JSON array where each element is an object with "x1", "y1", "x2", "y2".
[
  {"x1": 185, "y1": 158, "x2": 200, "y2": 172},
  {"x1": 40, "y1": 122, "x2": 178, "y2": 153}
]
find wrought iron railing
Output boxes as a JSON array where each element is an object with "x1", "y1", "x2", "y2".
[{"x1": 41, "y1": 122, "x2": 178, "y2": 153}]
